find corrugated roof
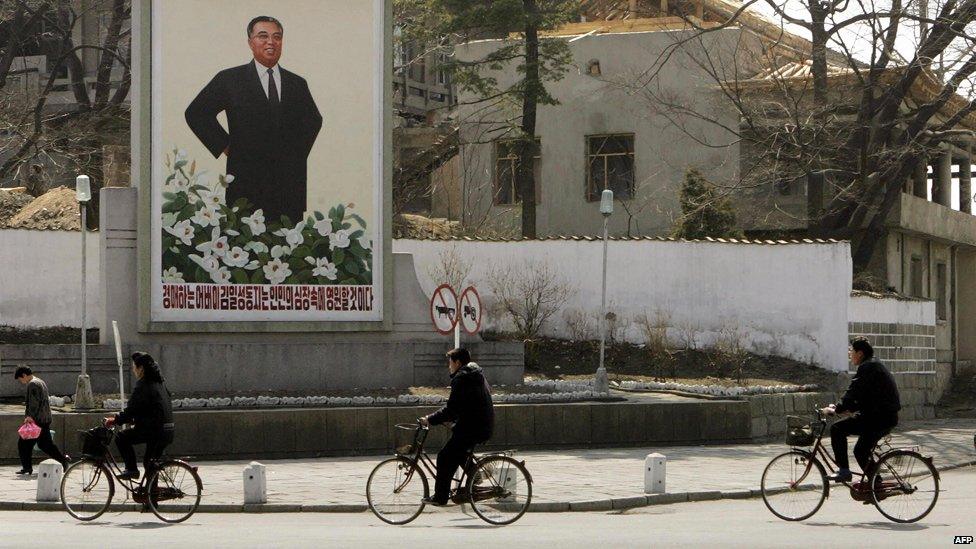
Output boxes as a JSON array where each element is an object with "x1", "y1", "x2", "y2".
[{"x1": 399, "y1": 235, "x2": 846, "y2": 244}]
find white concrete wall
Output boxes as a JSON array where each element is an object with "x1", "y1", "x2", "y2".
[
  {"x1": 0, "y1": 229, "x2": 101, "y2": 328},
  {"x1": 395, "y1": 239, "x2": 853, "y2": 370},
  {"x1": 848, "y1": 294, "x2": 936, "y2": 326}
]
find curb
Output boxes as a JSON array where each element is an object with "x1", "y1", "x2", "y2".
[{"x1": 4, "y1": 460, "x2": 971, "y2": 514}]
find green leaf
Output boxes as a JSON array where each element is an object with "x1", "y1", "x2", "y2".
[
  {"x1": 340, "y1": 278, "x2": 357, "y2": 285},
  {"x1": 292, "y1": 245, "x2": 312, "y2": 259},
  {"x1": 313, "y1": 211, "x2": 325, "y2": 221},
  {"x1": 251, "y1": 270, "x2": 265, "y2": 284},
  {"x1": 348, "y1": 214, "x2": 367, "y2": 228},
  {"x1": 232, "y1": 270, "x2": 250, "y2": 284},
  {"x1": 240, "y1": 224, "x2": 253, "y2": 240},
  {"x1": 333, "y1": 249, "x2": 345, "y2": 264},
  {"x1": 345, "y1": 262, "x2": 361, "y2": 275},
  {"x1": 280, "y1": 215, "x2": 293, "y2": 228}
]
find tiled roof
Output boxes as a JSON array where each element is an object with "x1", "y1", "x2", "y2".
[{"x1": 400, "y1": 235, "x2": 846, "y2": 244}]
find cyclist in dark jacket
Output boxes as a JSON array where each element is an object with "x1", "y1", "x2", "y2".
[
  {"x1": 420, "y1": 348, "x2": 494, "y2": 505},
  {"x1": 105, "y1": 352, "x2": 174, "y2": 480},
  {"x1": 821, "y1": 338, "x2": 900, "y2": 482}
]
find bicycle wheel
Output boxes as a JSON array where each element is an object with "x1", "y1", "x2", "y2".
[
  {"x1": 367, "y1": 457, "x2": 428, "y2": 525},
  {"x1": 870, "y1": 450, "x2": 939, "y2": 523},
  {"x1": 761, "y1": 450, "x2": 828, "y2": 521},
  {"x1": 467, "y1": 455, "x2": 532, "y2": 526},
  {"x1": 147, "y1": 460, "x2": 203, "y2": 523},
  {"x1": 61, "y1": 459, "x2": 115, "y2": 521}
]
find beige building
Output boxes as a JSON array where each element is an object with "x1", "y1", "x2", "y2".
[{"x1": 440, "y1": 0, "x2": 976, "y2": 371}]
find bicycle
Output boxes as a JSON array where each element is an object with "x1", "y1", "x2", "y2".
[
  {"x1": 760, "y1": 408, "x2": 940, "y2": 523},
  {"x1": 366, "y1": 422, "x2": 533, "y2": 526},
  {"x1": 60, "y1": 425, "x2": 203, "y2": 523}
]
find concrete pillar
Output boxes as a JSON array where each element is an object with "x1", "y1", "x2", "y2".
[
  {"x1": 913, "y1": 157, "x2": 928, "y2": 199},
  {"x1": 36, "y1": 460, "x2": 63, "y2": 502},
  {"x1": 644, "y1": 453, "x2": 666, "y2": 494},
  {"x1": 934, "y1": 148, "x2": 953, "y2": 206},
  {"x1": 243, "y1": 461, "x2": 267, "y2": 504},
  {"x1": 961, "y1": 146, "x2": 972, "y2": 214}
]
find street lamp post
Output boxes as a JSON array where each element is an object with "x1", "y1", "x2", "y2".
[
  {"x1": 595, "y1": 189, "x2": 613, "y2": 394},
  {"x1": 74, "y1": 175, "x2": 95, "y2": 409}
]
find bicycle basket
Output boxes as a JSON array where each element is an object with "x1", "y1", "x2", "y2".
[
  {"x1": 79, "y1": 426, "x2": 113, "y2": 457},
  {"x1": 393, "y1": 423, "x2": 420, "y2": 455},
  {"x1": 785, "y1": 416, "x2": 816, "y2": 446}
]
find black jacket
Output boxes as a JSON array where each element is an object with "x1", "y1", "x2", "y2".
[
  {"x1": 836, "y1": 359, "x2": 901, "y2": 419},
  {"x1": 116, "y1": 378, "x2": 174, "y2": 435},
  {"x1": 428, "y1": 363, "x2": 494, "y2": 442},
  {"x1": 185, "y1": 60, "x2": 322, "y2": 224}
]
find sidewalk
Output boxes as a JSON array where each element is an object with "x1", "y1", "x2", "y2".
[{"x1": 1, "y1": 418, "x2": 973, "y2": 512}]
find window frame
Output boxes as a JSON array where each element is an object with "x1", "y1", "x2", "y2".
[
  {"x1": 585, "y1": 133, "x2": 636, "y2": 202},
  {"x1": 493, "y1": 138, "x2": 542, "y2": 207}
]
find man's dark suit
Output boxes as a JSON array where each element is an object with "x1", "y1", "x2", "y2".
[{"x1": 185, "y1": 61, "x2": 322, "y2": 224}]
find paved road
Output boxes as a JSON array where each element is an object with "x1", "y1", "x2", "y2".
[
  {"x1": 3, "y1": 418, "x2": 972, "y2": 508},
  {"x1": 0, "y1": 467, "x2": 971, "y2": 548}
]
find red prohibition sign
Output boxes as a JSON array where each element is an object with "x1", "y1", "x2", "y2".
[
  {"x1": 458, "y1": 286, "x2": 483, "y2": 335},
  {"x1": 429, "y1": 283, "x2": 459, "y2": 335}
]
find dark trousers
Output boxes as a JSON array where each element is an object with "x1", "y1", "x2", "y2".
[
  {"x1": 115, "y1": 429, "x2": 173, "y2": 474},
  {"x1": 18, "y1": 423, "x2": 66, "y2": 472},
  {"x1": 434, "y1": 434, "x2": 477, "y2": 501},
  {"x1": 830, "y1": 415, "x2": 896, "y2": 473}
]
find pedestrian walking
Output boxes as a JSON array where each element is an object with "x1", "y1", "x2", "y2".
[{"x1": 14, "y1": 366, "x2": 69, "y2": 476}]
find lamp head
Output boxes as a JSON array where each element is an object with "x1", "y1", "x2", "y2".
[
  {"x1": 600, "y1": 189, "x2": 614, "y2": 216},
  {"x1": 75, "y1": 175, "x2": 91, "y2": 203}
]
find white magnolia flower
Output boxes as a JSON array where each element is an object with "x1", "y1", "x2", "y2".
[
  {"x1": 329, "y1": 229, "x2": 351, "y2": 250},
  {"x1": 195, "y1": 227, "x2": 229, "y2": 257},
  {"x1": 224, "y1": 174, "x2": 236, "y2": 184},
  {"x1": 245, "y1": 241, "x2": 269, "y2": 254},
  {"x1": 191, "y1": 205, "x2": 220, "y2": 228},
  {"x1": 224, "y1": 246, "x2": 250, "y2": 268},
  {"x1": 358, "y1": 236, "x2": 371, "y2": 250},
  {"x1": 210, "y1": 266, "x2": 232, "y2": 284},
  {"x1": 189, "y1": 253, "x2": 220, "y2": 273},
  {"x1": 166, "y1": 172, "x2": 190, "y2": 193},
  {"x1": 274, "y1": 222, "x2": 305, "y2": 248},
  {"x1": 310, "y1": 258, "x2": 338, "y2": 280},
  {"x1": 242, "y1": 209, "x2": 266, "y2": 236},
  {"x1": 226, "y1": 229, "x2": 240, "y2": 236},
  {"x1": 271, "y1": 245, "x2": 292, "y2": 259},
  {"x1": 263, "y1": 258, "x2": 292, "y2": 285},
  {"x1": 164, "y1": 220, "x2": 195, "y2": 246},
  {"x1": 175, "y1": 149, "x2": 188, "y2": 162},
  {"x1": 244, "y1": 260, "x2": 261, "y2": 271},
  {"x1": 198, "y1": 187, "x2": 226, "y2": 209},
  {"x1": 161, "y1": 267, "x2": 184, "y2": 283},
  {"x1": 314, "y1": 218, "x2": 333, "y2": 237}
]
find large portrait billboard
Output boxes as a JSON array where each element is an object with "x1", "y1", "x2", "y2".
[{"x1": 149, "y1": 0, "x2": 385, "y2": 322}]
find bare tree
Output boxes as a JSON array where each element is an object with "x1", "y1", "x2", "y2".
[
  {"x1": 486, "y1": 259, "x2": 576, "y2": 339},
  {"x1": 0, "y1": 0, "x2": 131, "y2": 226},
  {"x1": 631, "y1": 0, "x2": 976, "y2": 270}
]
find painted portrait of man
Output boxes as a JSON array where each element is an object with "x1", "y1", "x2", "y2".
[{"x1": 185, "y1": 16, "x2": 323, "y2": 224}]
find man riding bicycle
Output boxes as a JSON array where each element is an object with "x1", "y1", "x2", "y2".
[
  {"x1": 419, "y1": 348, "x2": 494, "y2": 506},
  {"x1": 820, "y1": 338, "x2": 901, "y2": 483}
]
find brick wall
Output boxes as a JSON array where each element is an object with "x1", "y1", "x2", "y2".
[{"x1": 847, "y1": 321, "x2": 936, "y2": 373}]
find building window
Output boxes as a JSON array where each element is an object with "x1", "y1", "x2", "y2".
[
  {"x1": 936, "y1": 262, "x2": 947, "y2": 321},
  {"x1": 408, "y1": 46, "x2": 426, "y2": 83},
  {"x1": 436, "y1": 53, "x2": 451, "y2": 86},
  {"x1": 494, "y1": 139, "x2": 541, "y2": 206},
  {"x1": 586, "y1": 134, "x2": 635, "y2": 201},
  {"x1": 910, "y1": 256, "x2": 924, "y2": 297}
]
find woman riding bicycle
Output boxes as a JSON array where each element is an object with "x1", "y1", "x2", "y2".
[{"x1": 104, "y1": 352, "x2": 174, "y2": 480}]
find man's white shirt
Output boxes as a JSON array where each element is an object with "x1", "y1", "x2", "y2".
[{"x1": 255, "y1": 61, "x2": 281, "y2": 101}]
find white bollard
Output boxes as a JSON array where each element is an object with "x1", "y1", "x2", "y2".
[
  {"x1": 644, "y1": 453, "x2": 666, "y2": 494},
  {"x1": 243, "y1": 461, "x2": 268, "y2": 504},
  {"x1": 36, "y1": 459, "x2": 63, "y2": 502}
]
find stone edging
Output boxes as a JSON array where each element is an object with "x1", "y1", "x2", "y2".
[{"x1": 6, "y1": 460, "x2": 970, "y2": 514}]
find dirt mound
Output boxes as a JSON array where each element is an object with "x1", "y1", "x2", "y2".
[
  {"x1": 394, "y1": 214, "x2": 459, "y2": 238},
  {"x1": 0, "y1": 188, "x2": 33, "y2": 227},
  {"x1": 6, "y1": 186, "x2": 81, "y2": 230}
]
